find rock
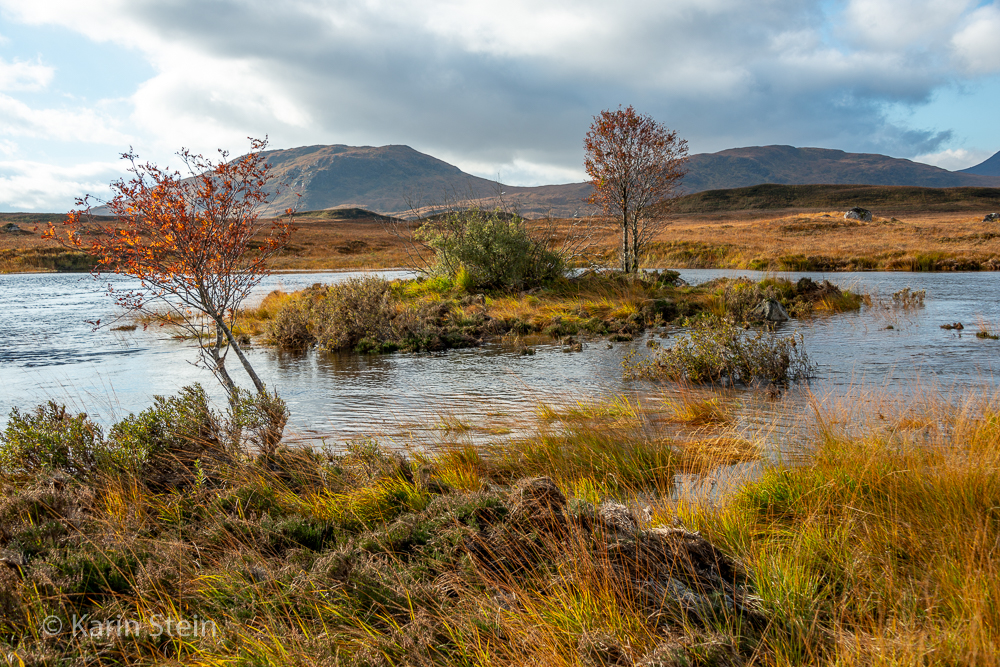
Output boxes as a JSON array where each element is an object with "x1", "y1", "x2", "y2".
[
  {"x1": 845, "y1": 206, "x2": 872, "y2": 222},
  {"x1": 0, "y1": 222, "x2": 31, "y2": 235},
  {"x1": 465, "y1": 477, "x2": 766, "y2": 632},
  {"x1": 749, "y1": 298, "x2": 790, "y2": 322},
  {"x1": 597, "y1": 501, "x2": 638, "y2": 537},
  {"x1": 984, "y1": 213, "x2": 1000, "y2": 222}
]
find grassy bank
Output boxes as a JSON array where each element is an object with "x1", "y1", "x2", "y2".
[{"x1": 1, "y1": 384, "x2": 997, "y2": 665}]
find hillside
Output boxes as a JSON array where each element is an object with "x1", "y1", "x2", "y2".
[
  {"x1": 257, "y1": 143, "x2": 999, "y2": 218},
  {"x1": 960, "y1": 150, "x2": 1000, "y2": 177},
  {"x1": 682, "y1": 145, "x2": 1000, "y2": 192},
  {"x1": 670, "y1": 183, "x2": 1000, "y2": 215},
  {"x1": 79, "y1": 143, "x2": 1000, "y2": 220},
  {"x1": 260, "y1": 144, "x2": 594, "y2": 219}
]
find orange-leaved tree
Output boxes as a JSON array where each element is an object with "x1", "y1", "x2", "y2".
[
  {"x1": 46, "y1": 138, "x2": 294, "y2": 395},
  {"x1": 584, "y1": 106, "x2": 687, "y2": 273}
]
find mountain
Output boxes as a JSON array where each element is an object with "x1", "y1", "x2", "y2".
[
  {"x1": 682, "y1": 145, "x2": 1000, "y2": 192},
  {"x1": 257, "y1": 143, "x2": 999, "y2": 218},
  {"x1": 959, "y1": 150, "x2": 1000, "y2": 177},
  {"x1": 260, "y1": 144, "x2": 592, "y2": 218},
  {"x1": 88, "y1": 143, "x2": 1000, "y2": 218}
]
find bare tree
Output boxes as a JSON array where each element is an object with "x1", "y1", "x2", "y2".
[{"x1": 584, "y1": 105, "x2": 688, "y2": 273}]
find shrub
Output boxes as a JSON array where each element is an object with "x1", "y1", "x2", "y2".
[
  {"x1": 106, "y1": 384, "x2": 232, "y2": 488},
  {"x1": 264, "y1": 295, "x2": 314, "y2": 348},
  {"x1": 417, "y1": 207, "x2": 564, "y2": 290},
  {"x1": 624, "y1": 316, "x2": 813, "y2": 385},
  {"x1": 227, "y1": 387, "x2": 289, "y2": 456},
  {"x1": 0, "y1": 402, "x2": 103, "y2": 476},
  {"x1": 314, "y1": 276, "x2": 403, "y2": 352}
]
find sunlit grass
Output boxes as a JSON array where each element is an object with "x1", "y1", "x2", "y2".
[{"x1": 4, "y1": 381, "x2": 1000, "y2": 664}]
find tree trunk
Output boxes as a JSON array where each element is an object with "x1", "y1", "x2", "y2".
[
  {"x1": 207, "y1": 322, "x2": 237, "y2": 392},
  {"x1": 215, "y1": 314, "x2": 267, "y2": 395},
  {"x1": 621, "y1": 216, "x2": 630, "y2": 272},
  {"x1": 630, "y1": 214, "x2": 640, "y2": 273}
]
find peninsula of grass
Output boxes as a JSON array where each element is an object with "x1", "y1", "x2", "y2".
[
  {"x1": 1, "y1": 383, "x2": 997, "y2": 665},
  {"x1": 240, "y1": 272, "x2": 861, "y2": 356}
]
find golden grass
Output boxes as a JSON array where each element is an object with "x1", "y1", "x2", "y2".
[
  {"x1": 9, "y1": 207, "x2": 997, "y2": 274},
  {"x1": 641, "y1": 209, "x2": 1000, "y2": 271},
  {"x1": 4, "y1": 382, "x2": 1000, "y2": 664}
]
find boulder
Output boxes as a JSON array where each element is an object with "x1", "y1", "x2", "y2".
[
  {"x1": 984, "y1": 213, "x2": 1000, "y2": 223},
  {"x1": 845, "y1": 207, "x2": 872, "y2": 222},
  {"x1": 0, "y1": 222, "x2": 31, "y2": 235},
  {"x1": 749, "y1": 298, "x2": 790, "y2": 322}
]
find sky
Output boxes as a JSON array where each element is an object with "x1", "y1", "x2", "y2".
[{"x1": 0, "y1": 0, "x2": 998, "y2": 212}]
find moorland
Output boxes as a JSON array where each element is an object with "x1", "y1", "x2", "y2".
[
  {"x1": 5, "y1": 184, "x2": 1000, "y2": 274},
  {"x1": 3, "y1": 183, "x2": 1000, "y2": 665}
]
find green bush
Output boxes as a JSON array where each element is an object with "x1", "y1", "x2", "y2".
[
  {"x1": 624, "y1": 316, "x2": 813, "y2": 385},
  {"x1": 0, "y1": 402, "x2": 103, "y2": 476},
  {"x1": 314, "y1": 276, "x2": 402, "y2": 352},
  {"x1": 416, "y1": 207, "x2": 564, "y2": 290},
  {"x1": 1, "y1": 385, "x2": 288, "y2": 486}
]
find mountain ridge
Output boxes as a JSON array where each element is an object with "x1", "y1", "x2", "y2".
[
  {"x1": 959, "y1": 150, "x2": 1000, "y2": 177},
  {"x1": 257, "y1": 143, "x2": 999, "y2": 218}
]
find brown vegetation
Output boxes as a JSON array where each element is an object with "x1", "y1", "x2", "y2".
[{"x1": 7, "y1": 196, "x2": 1000, "y2": 274}]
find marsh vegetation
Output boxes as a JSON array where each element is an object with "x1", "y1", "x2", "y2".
[{"x1": 1, "y1": 382, "x2": 997, "y2": 665}]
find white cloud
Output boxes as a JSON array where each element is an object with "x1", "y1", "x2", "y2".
[
  {"x1": 0, "y1": 0, "x2": 997, "y2": 193},
  {"x1": 952, "y1": 4, "x2": 1000, "y2": 74},
  {"x1": 0, "y1": 57, "x2": 54, "y2": 91},
  {"x1": 843, "y1": 0, "x2": 974, "y2": 50},
  {"x1": 0, "y1": 159, "x2": 120, "y2": 210},
  {"x1": 914, "y1": 147, "x2": 994, "y2": 170},
  {"x1": 0, "y1": 93, "x2": 131, "y2": 144}
]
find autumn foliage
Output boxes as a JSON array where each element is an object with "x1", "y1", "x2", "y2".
[
  {"x1": 47, "y1": 138, "x2": 294, "y2": 394},
  {"x1": 584, "y1": 106, "x2": 687, "y2": 273}
]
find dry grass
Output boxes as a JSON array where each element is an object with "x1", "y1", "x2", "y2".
[
  {"x1": 639, "y1": 209, "x2": 1000, "y2": 271},
  {"x1": 8, "y1": 206, "x2": 1000, "y2": 274}
]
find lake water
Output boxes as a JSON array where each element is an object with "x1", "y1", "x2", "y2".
[{"x1": 3, "y1": 269, "x2": 999, "y2": 449}]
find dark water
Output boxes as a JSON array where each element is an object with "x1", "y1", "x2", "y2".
[{"x1": 2, "y1": 269, "x2": 998, "y2": 446}]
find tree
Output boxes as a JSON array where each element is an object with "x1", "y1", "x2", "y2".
[
  {"x1": 46, "y1": 138, "x2": 295, "y2": 395},
  {"x1": 584, "y1": 106, "x2": 688, "y2": 273}
]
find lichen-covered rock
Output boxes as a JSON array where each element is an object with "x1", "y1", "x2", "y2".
[
  {"x1": 845, "y1": 207, "x2": 872, "y2": 222},
  {"x1": 749, "y1": 298, "x2": 790, "y2": 322}
]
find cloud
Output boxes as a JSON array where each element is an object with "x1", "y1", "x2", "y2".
[
  {"x1": 0, "y1": 0, "x2": 997, "y2": 193},
  {"x1": 914, "y1": 146, "x2": 994, "y2": 171},
  {"x1": 0, "y1": 93, "x2": 131, "y2": 144},
  {"x1": 0, "y1": 57, "x2": 54, "y2": 91},
  {"x1": 0, "y1": 159, "x2": 120, "y2": 210},
  {"x1": 952, "y1": 4, "x2": 1000, "y2": 74}
]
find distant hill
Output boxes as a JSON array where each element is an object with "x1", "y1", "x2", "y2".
[
  {"x1": 959, "y1": 150, "x2": 1000, "y2": 177},
  {"x1": 671, "y1": 183, "x2": 1000, "y2": 215},
  {"x1": 258, "y1": 143, "x2": 999, "y2": 218},
  {"x1": 682, "y1": 145, "x2": 1000, "y2": 192},
  {"x1": 260, "y1": 144, "x2": 593, "y2": 219},
  {"x1": 84, "y1": 143, "x2": 999, "y2": 219}
]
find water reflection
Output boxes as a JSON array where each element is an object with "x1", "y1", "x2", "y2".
[{"x1": 2, "y1": 269, "x2": 999, "y2": 447}]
